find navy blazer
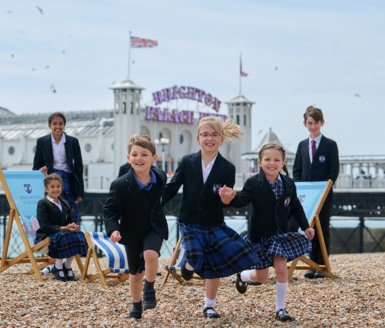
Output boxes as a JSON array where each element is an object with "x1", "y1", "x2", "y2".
[
  {"x1": 293, "y1": 135, "x2": 339, "y2": 183},
  {"x1": 230, "y1": 171, "x2": 309, "y2": 242},
  {"x1": 33, "y1": 133, "x2": 84, "y2": 198},
  {"x1": 163, "y1": 151, "x2": 235, "y2": 226},
  {"x1": 36, "y1": 197, "x2": 73, "y2": 240},
  {"x1": 104, "y1": 166, "x2": 168, "y2": 244}
]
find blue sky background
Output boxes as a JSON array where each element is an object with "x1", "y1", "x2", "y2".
[{"x1": 1, "y1": 0, "x2": 384, "y2": 155}]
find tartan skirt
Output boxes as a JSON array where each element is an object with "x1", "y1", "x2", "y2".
[
  {"x1": 180, "y1": 223, "x2": 260, "y2": 279},
  {"x1": 48, "y1": 230, "x2": 88, "y2": 259},
  {"x1": 246, "y1": 232, "x2": 312, "y2": 270},
  {"x1": 53, "y1": 169, "x2": 79, "y2": 221}
]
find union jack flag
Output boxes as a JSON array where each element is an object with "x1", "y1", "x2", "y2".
[
  {"x1": 130, "y1": 36, "x2": 158, "y2": 48},
  {"x1": 240, "y1": 57, "x2": 248, "y2": 77}
]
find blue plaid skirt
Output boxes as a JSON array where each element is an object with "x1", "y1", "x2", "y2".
[
  {"x1": 48, "y1": 230, "x2": 88, "y2": 259},
  {"x1": 53, "y1": 169, "x2": 79, "y2": 222},
  {"x1": 180, "y1": 223, "x2": 260, "y2": 279},
  {"x1": 245, "y1": 232, "x2": 312, "y2": 270}
]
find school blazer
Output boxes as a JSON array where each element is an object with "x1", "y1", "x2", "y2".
[
  {"x1": 230, "y1": 172, "x2": 309, "y2": 242},
  {"x1": 293, "y1": 135, "x2": 339, "y2": 183},
  {"x1": 36, "y1": 197, "x2": 73, "y2": 240},
  {"x1": 163, "y1": 151, "x2": 236, "y2": 226},
  {"x1": 103, "y1": 167, "x2": 168, "y2": 244},
  {"x1": 33, "y1": 133, "x2": 84, "y2": 198}
]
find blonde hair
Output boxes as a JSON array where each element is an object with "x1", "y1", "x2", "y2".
[
  {"x1": 44, "y1": 173, "x2": 63, "y2": 188},
  {"x1": 197, "y1": 116, "x2": 242, "y2": 140},
  {"x1": 127, "y1": 135, "x2": 156, "y2": 155}
]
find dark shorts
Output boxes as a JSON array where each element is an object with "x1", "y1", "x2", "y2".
[{"x1": 124, "y1": 229, "x2": 163, "y2": 274}]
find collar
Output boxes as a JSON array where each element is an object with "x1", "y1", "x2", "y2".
[
  {"x1": 134, "y1": 168, "x2": 157, "y2": 190},
  {"x1": 51, "y1": 133, "x2": 66, "y2": 144},
  {"x1": 308, "y1": 134, "x2": 322, "y2": 145}
]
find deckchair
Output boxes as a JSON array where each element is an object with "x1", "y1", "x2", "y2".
[
  {"x1": 287, "y1": 179, "x2": 336, "y2": 278},
  {"x1": 162, "y1": 235, "x2": 205, "y2": 286},
  {"x1": 0, "y1": 169, "x2": 83, "y2": 282},
  {"x1": 82, "y1": 231, "x2": 129, "y2": 287}
]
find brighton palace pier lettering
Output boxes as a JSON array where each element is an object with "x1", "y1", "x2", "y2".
[{"x1": 145, "y1": 85, "x2": 226, "y2": 124}]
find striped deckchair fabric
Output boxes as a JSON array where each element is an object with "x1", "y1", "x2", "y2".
[{"x1": 82, "y1": 231, "x2": 129, "y2": 287}]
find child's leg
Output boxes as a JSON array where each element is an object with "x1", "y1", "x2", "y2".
[
  {"x1": 273, "y1": 256, "x2": 289, "y2": 312},
  {"x1": 129, "y1": 272, "x2": 145, "y2": 303},
  {"x1": 143, "y1": 249, "x2": 158, "y2": 283},
  {"x1": 64, "y1": 256, "x2": 75, "y2": 280},
  {"x1": 53, "y1": 258, "x2": 66, "y2": 281},
  {"x1": 203, "y1": 278, "x2": 221, "y2": 318},
  {"x1": 241, "y1": 268, "x2": 269, "y2": 283}
]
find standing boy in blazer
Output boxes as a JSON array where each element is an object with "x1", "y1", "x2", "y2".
[
  {"x1": 292, "y1": 106, "x2": 339, "y2": 279},
  {"x1": 104, "y1": 135, "x2": 168, "y2": 320}
]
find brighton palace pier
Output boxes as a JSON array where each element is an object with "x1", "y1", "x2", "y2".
[{"x1": 1, "y1": 79, "x2": 385, "y2": 254}]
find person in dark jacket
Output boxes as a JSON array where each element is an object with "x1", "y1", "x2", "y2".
[
  {"x1": 292, "y1": 105, "x2": 339, "y2": 279},
  {"x1": 33, "y1": 112, "x2": 84, "y2": 221},
  {"x1": 104, "y1": 135, "x2": 168, "y2": 320},
  {"x1": 36, "y1": 173, "x2": 87, "y2": 282},
  {"x1": 162, "y1": 116, "x2": 258, "y2": 319},
  {"x1": 220, "y1": 143, "x2": 315, "y2": 322}
]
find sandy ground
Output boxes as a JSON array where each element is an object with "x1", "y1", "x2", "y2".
[{"x1": 0, "y1": 253, "x2": 384, "y2": 328}]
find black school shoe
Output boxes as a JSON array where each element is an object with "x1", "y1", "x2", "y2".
[
  {"x1": 129, "y1": 301, "x2": 143, "y2": 320},
  {"x1": 313, "y1": 271, "x2": 326, "y2": 279},
  {"x1": 143, "y1": 287, "x2": 157, "y2": 310},
  {"x1": 63, "y1": 267, "x2": 76, "y2": 281},
  {"x1": 52, "y1": 266, "x2": 66, "y2": 282},
  {"x1": 304, "y1": 270, "x2": 316, "y2": 279},
  {"x1": 203, "y1": 307, "x2": 221, "y2": 319},
  {"x1": 235, "y1": 273, "x2": 248, "y2": 294},
  {"x1": 181, "y1": 262, "x2": 194, "y2": 281},
  {"x1": 276, "y1": 308, "x2": 294, "y2": 322}
]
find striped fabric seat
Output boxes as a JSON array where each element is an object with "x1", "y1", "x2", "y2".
[
  {"x1": 89, "y1": 232, "x2": 129, "y2": 273},
  {"x1": 82, "y1": 232, "x2": 129, "y2": 287}
]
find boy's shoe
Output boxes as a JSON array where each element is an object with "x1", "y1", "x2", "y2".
[
  {"x1": 129, "y1": 301, "x2": 143, "y2": 320},
  {"x1": 304, "y1": 270, "x2": 315, "y2": 279},
  {"x1": 143, "y1": 287, "x2": 157, "y2": 310},
  {"x1": 203, "y1": 307, "x2": 221, "y2": 319},
  {"x1": 276, "y1": 308, "x2": 294, "y2": 322},
  {"x1": 313, "y1": 271, "x2": 326, "y2": 279},
  {"x1": 181, "y1": 262, "x2": 194, "y2": 281},
  {"x1": 235, "y1": 273, "x2": 248, "y2": 294}
]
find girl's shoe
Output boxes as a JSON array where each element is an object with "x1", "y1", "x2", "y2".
[
  {"x1": 235, "y1": 273, "x2": 248, "y2": 294},
  {"x1": 63, "y1": 267, "x2": 76, "y2": 281},
  {"x1": 276, "y1": 309, "x2": 294, "y2": 321},
  {"x1": 52, "y1": 266, "x2": 66, "y2": 282},
  {"x1": 181, "y1": 262, "x2": 194, "y2": 281}
]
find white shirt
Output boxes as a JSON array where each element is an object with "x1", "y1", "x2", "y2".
[
  {"x1": 201, "y1": 156, "x2": 217, "y2": 183},
  {"x1": 46, "y1": 195, "x2": 62, "y2": 212},
  {"x1": 308, "y1": 134, "x2": 322, "y2": 163},
  {"x1": 51, "y1": 133, "x2": 70, "y2": 172}
]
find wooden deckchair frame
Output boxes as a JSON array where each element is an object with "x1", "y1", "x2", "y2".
[
  {"x1": 162, "y1": 235, "x2": 205, "y2": 286},
  {"x1": 0, "y1": 169, "x2": 83, "y2": 282},
  {"x1": 82, "y1": 231, "x2": 129, "y2": 288},
  {"x1": 287, "y1": 179, "x2": 337, "y2": 279}
]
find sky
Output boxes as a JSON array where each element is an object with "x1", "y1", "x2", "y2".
[{"x1": 1, "y1": 0, "x2": 385, "y2": 156}]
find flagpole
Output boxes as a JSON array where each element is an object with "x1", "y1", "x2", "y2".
[{"x1": 127, "y1": 31, "x2": 132, "y2": 80}]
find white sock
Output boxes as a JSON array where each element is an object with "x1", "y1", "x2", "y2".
[
  {"x1": 64, "y1": 256, "x2": 74, "y2": 269},
  {"x1": 240, "y1": 270, "x2": 254, "y2": 282},
  {"x1": 54, "y1": 259, "x2": 63, "y2": 269},
  {"x1": 40, "y1": 264, "x2": 54, "y2": 276},
  {"x1": 275, "y1": 281, "x2": 288, "y2": 311},
  {"x1": 204, "y1": 297, "x2": 216, "y2": 314}
]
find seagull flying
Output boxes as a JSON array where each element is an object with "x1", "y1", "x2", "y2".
[
  {"x1": 50, "y1": 84, "x2": 57, "y2": 93},
  {"x1": 354, "y1": 93, "x2": 361, "y2": 98},
  {"x1": 36, "y1": 6, "x2": 43, "y2": 15},
  {"x1": 274, "y1": 66, "x2": 278, "y2": 71}
]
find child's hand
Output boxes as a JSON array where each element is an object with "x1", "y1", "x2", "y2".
[
  {"x1": 219, "y1": 185, "x2": 236, "y2": 204},
  {"x1": 75, "y1": 196, "x2": 83, "y2": 204},
  {"x1": 110, "y1": 231, "x2": 122, "y2": 243},
  {"x1": 304, "y1": 228, "x2": 315, "y2": 240},
  {"x1": 66, "y1": 223, "x2": 78, "y2": 232}
]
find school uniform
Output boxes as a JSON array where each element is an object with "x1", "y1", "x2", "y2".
[
  {"x1": 104, "y1": 166, "x2": 168, "y2": 274},
  {"x1": 35, "y1": 197, "x2": 88, "y2": 259},
  {"x1": 33, "y1": 133, "x2": 84, "y2": 220},
  {"x1": 230, "y1": 171, "x2": 311, "y2": 269},
  {"x1": 292, "y1": 135, "x2": 339, "y2": 264},
  {"x1": 163, "y1": 151, "x2": 259, "y2": 279}
]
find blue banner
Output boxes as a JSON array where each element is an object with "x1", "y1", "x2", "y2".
[
  {"x1": 295, "y1": 181, "x2": 328, "y2": 223},
  {"x1": 4, "y1": 171, "x2": 44, "y2": 238}
]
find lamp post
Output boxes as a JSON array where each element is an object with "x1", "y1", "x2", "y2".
[{"x1": 155, "y1": 137, "x2": 169, "y2": 172}]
